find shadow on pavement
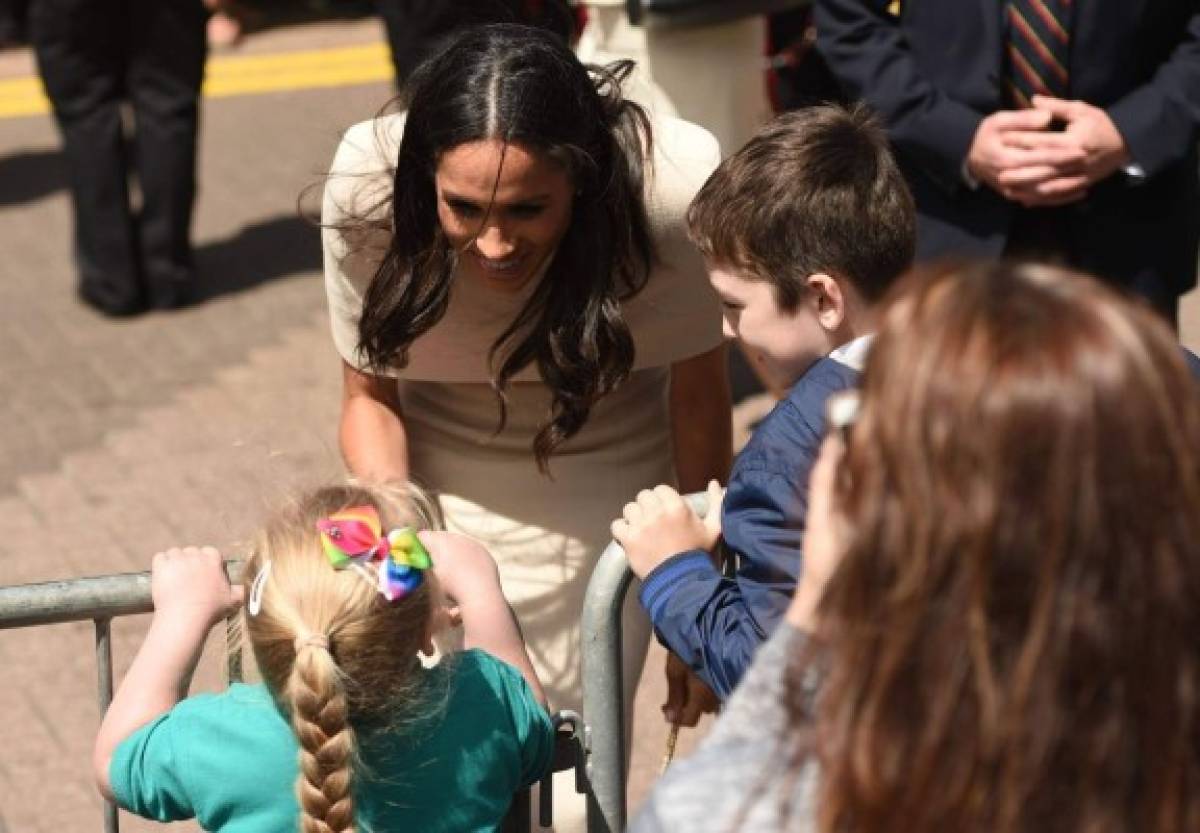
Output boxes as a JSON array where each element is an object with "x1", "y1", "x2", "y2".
[
  {"x1": 194, "y1": 214, "x2": 321, "y2": 301},
  {"x1": 0, "y1": 148, "x2": 66, "y2": 207}
]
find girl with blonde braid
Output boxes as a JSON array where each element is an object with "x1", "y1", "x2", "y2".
[{"x1": 94, "y1": 483, "x2": 554, "y2": 833}]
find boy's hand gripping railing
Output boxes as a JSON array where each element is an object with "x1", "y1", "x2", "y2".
[
  {"x1": 580, "y1": 491, "x2": 710, "y2": 833},
  {"x1": 0, "y1": 564, "x2": 246, "y2": 833}
]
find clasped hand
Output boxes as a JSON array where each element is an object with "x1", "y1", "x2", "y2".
[{"x1": 966, "y1": 95, "x2": 1131, "y2": 207}]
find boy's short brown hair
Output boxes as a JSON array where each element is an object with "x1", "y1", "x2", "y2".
[{"x1": 687, "y1": 104, "x2": 916, "y2": 308}]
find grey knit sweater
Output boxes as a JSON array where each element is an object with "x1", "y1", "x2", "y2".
[{"x1": 629, "y1": 624, "x2": 819, "y2": 832}]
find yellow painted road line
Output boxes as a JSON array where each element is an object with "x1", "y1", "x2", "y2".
[{"x1": 0, "y1": 42, "x2": 392, "y2": 119}]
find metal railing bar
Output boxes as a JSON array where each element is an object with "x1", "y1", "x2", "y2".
[
  {"x1": 580, "y1": 492, "x2": 709, "y2": 833},
  {"x1": 95, "y1": 617, "x2": 117, "y2": 833},
  {"x1": 0, "y1": 572, "x2": 154, "y2": 630},
  {"x1": 226, "y1": 617, "x2": 243, "y2": 684},
  {"x1": 0, "y1": 562, "x2": 245, "y2": 630},
  {"x1": 0, "y1": 563, "x2": 246, "y2": 832},
  {"x1": 581, "y1": 542, "x2": 633, "y2": 833}
]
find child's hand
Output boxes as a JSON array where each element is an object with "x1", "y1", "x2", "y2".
[
  {"x1": 96, "y1": 546, "x2": 241, "y2": 798},
  {"x1": 701, "y1": 479, "x2": 725, "y2": 541},
  {"x1": 420, "y1": 531, "x2": 500, "y2": 606},
  {"x1": 151, "y1": 546, "x2": 243, "y2": 630},
  {"x1": 419, "y1": 531, "x2": 546, "y2": 704},
  {"x1": 612, "y1": 481, "x2": 724, "y2": 579}
]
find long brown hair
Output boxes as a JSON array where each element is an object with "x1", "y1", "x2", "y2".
[
  {"x1": 793, "y1": 261, "x2": 1200, "y2": 833},
  {"x1": 352, "y1": 24, "x2": 655, "y2": 471},
  {"x1": 243, "y1": 483, "x2": 439, "y2": 833}
]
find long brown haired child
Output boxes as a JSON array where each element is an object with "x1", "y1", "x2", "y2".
[{"x1": 630, "y1": 260, "x2": 1200, "y2": 832}]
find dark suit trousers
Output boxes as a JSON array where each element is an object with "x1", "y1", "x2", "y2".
[
  {"x1": 377, "y1": 0, "x2": 468, "y2": 86},
  {"x1": 376, "y1": 0, "x2": 573, "y2": 87},
  {"x1": 29, "y1": 0, "x2": 206, "y2": 312},
  {"x1": 1005, "y1": 205, "x2": 1181, "y2": 325}
]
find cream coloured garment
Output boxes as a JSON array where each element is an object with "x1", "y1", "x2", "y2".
[
  {"x1": 322, "y1": 112, "x2": 723, "y2": 717},
  {"x1": 577, "y1": 4, "x2": 771, "y2": 155}
]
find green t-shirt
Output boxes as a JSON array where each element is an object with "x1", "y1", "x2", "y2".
[{"x1": 111, "y1": 649, "x2": 554, "y2": 832}]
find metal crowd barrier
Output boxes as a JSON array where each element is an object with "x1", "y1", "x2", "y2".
[
  {"x1": 581, "y1": 491, "x2": 710, "y2": 833},
  {"x1": 0, "y1": 563, "x2": 247, "y2": 833},
  {"x1": 0, "y1": 490, "x2": 710, "y2": 833}
]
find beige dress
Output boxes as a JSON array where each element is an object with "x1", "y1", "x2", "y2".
[
  {"x1": 577, "y1": 1, "x2": 771, "y2": 155},
  {"x1": 322, "y1": 113, "x2": 723, "y2": 716}
]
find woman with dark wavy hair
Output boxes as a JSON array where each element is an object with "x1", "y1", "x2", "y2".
[
  {"x1": 631, "y1": 260, "x2": 1200, "y2": 832},
  {"x1": 322, "y1": 23, "x2": 730, "y2": 736}
]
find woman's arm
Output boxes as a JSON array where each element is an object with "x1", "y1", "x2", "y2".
[
  {"x1": 339, "y1": 361, "x2": 410, "y2": 483},
  {"x1": 93, "y1": 547, "x2": 242, "y2": 800},
  {"x1": 422, "y1": 531, "x2": 547, "y2": 705},
  {"x1": 669, "y1": 343, "x2": 733, "y2": 493}
]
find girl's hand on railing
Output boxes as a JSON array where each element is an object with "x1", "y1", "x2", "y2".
[
  {"x1": 151, "y1": 546, "x2": 245, "y2": 632},
  {"x1": 95, "y1": 548, "x2": 243, "y2": 800}
]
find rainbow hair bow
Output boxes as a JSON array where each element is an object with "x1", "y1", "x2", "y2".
[{"x1": 316, "y1": 506, "x2": 432, "y2": 602}]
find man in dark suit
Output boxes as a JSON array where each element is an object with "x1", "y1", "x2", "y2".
[
  {"x1": 29, "y1": 0, "x2": 207, "y2": 316},
  {"x1": 376, "y1": 0, "x2": 575, "y2": 89},
  {"x1": 814, "y1": 0, "x2": 1200, "y2": 324}
]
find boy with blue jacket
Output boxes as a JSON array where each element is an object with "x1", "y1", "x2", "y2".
[{"x1": 613, "y1": 104, "x2": 916, "y2": 704}]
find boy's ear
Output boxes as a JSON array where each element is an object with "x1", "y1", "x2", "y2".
[{"x1": 806, "y1": 273, "x2": 846, "y2": 332}]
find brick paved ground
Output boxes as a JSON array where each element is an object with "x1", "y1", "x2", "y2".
[{"x1": 0, "y1": 15, "x2": 1196, "y2": 833}]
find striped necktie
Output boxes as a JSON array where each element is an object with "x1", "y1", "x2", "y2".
[{"x1": 1004, "y1": 0, "x2": 1072, "y2": 107}]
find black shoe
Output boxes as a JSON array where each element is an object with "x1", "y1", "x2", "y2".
[
  {"x1": 77, "y1": 283, "x2": 148, "y2": 318},
  {"x1": 147, "y1": 278, "x2": 196, "y2": 311}
]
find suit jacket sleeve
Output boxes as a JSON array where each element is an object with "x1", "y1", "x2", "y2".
[
  {"x1": 1106, "y1": 8, "x2": 1200, "y2": 178},
  {"x1": 814, "y1": 0, "x2": 984, "y2": 193}
]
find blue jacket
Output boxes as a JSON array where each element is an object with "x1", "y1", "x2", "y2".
[
  {"x1": 641, "y1": 343, "x2": 1199, "y2": 699},
  {"x1": 639, "y1": 352, "x2": 862, "y2": 699}
]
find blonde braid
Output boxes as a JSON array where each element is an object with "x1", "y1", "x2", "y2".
[
  {"x1": 244, "y1": 483, "x2": 443, "y2": 832},
  {"x1": 289, "y1": 644, "x2": 357, "y2": 833}
]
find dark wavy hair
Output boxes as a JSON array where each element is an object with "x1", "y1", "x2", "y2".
[
  {"x1": 778, "y1": 261, "x2": 1200, "y2": 833},
  {"x1": 356, "y1": 23, "x2": 655, "y2": 471}
]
